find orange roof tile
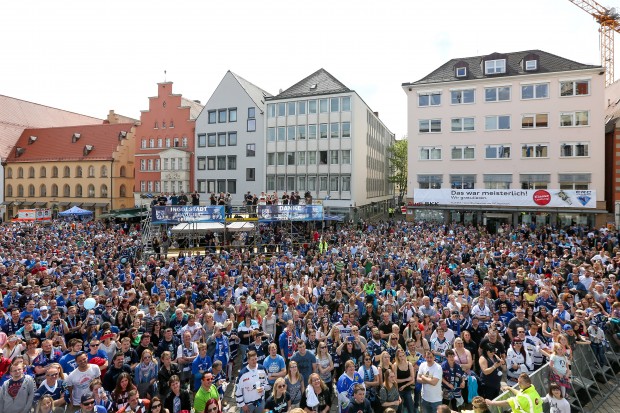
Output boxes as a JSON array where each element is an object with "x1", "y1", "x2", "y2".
[
  {"x1": 6, "y1": 123, "x2": 133, "y2": 163},
  {"x1": 0, "y1": 95, "x2": 102, "y2": 160}
]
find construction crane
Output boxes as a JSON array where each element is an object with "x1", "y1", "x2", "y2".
[{"x1": 569, "y1": 0, "x2": 620, "y2": 86}]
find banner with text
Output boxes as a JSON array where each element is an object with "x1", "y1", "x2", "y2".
[
  {"x1": 151, "y1": 206, "x2": 225, "y2": 223},
  {"x1": 413, "y1": 189, "x2": 597, "y2": 208},
  {"x1": 258, "y1": 205, "x2": 324, "y2": 222}
]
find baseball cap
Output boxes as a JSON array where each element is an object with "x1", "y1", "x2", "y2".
[
  {"x1": 563, "y1": 324, "x2": 573, "y2": 331},
  {"x1": 81, "y1": 392, "x2": 94, "y2": 404}
]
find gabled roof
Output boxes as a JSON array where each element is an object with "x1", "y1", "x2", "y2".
[
  {"x1": 230, "y1": 71, "x2": 272, "y2": 108},
  {"x1": 403, "y1": 49, "x2": 600, "y2": 86},
  {"x1": 268, "y1": 68, "x2": 351, "y2": 100},
  {"x1": 0, "y1": 95, "x2": 102, "y2": 161},
  {"x1": 180, "y1": 97, "x2": 204, "y2": 120},
  {"x1": 6, "y1": 123, "x2": 133, "y2": 163}
]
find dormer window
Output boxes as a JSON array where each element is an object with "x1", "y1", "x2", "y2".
[
  {"x1": 28, "y1": 136, "x2": 37, "y2": 144},
  {"x1": 83, "y1": 145, "x2": 94, "y2": 156},
  {"x1": 72, "y1": 133, "x2": 81, "y2": 143},
  {"x1": 456, "y1": 67, "x2": 467, "y2": 78},
  {"x1": 525, "y1": 60, "x2": 537, "y2": 71},
  {"x1": 485, "y1": 59, "x2": 506, "y2": 75}
]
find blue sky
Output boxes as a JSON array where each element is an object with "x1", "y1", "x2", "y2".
[{"x1": 0, "y1": 0, "x2": 606, "y2": 139}]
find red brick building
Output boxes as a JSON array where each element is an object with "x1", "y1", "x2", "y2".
[{"x1": 134, "y1": 82, "x2": 203, "y2": 203}]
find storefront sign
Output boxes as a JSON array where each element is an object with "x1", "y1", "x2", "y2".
[
  {"x1": 17, "y1": 208, "x2": 52, "y2": 222},
  {"x1": 258, "y1": 205, "x2": 323, "y2": 222},
  {"x1": 151, "y1": 206, "x2": 225, "y2": 223},
  {"x1": 413, "y1": 189, "x2": 597, "y2": 208}
]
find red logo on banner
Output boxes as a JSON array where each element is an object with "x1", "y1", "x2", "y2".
[{"x1": 533, "y1": 190, "x2": 551, "y2": 205}]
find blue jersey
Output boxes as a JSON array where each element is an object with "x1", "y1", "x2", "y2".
[{"x1": 336, "y1": 372, "x2": 364, "y2": 412}]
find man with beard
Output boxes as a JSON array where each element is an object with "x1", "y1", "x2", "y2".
[{"x1": 366, "y1": 327, "x2": 387, "y2": 365}]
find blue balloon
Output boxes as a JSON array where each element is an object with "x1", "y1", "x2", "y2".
[{"x1": 84, "y1": 297, "x2": 97, "y2": 310}]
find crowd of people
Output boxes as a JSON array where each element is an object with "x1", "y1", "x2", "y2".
[{"x1": 0, "y1": 216, "x2": 618, "y2": 413}]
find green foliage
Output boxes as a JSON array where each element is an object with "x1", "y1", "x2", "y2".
[{"x1": 388, "y1": 138, "x2": 407, "y2": 202}]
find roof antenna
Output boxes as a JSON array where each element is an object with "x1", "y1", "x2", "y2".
[{"x1": 164, "y1": 70, "x2": 167, "y2": 82}]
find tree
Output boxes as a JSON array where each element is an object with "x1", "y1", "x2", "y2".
[{"x1": 387, "y1": 138, "x2": 407, "y2": 205}]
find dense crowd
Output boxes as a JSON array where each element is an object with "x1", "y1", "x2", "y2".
[{"x1": 0, "y1": 217, "x2": 619, "y2": 413}]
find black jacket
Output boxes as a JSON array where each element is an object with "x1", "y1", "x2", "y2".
[{"x1": 164, "y1": 389, "x2": 192, "y2": 412}]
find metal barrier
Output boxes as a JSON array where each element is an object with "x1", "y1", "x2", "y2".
[{"x1": 488, "y1": 341, "x2": 620, "y2": 413}]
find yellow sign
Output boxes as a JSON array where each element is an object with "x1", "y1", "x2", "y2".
[{"x1": 225, "y1": 217, "x2": 258, "y2": 222}]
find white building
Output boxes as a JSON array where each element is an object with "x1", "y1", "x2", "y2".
[
  {"x1": 194, "y1": 71, "x2": 271, "y2": 200},
  {"x1": 265, "y1": 68, "x2": 395, "y2": 218},
  {"x1": 403, "y1": 50, "x2": 609, "y2": 229}
]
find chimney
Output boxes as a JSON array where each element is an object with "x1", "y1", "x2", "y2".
[{"x1": 374, "y1": 111, "x2": 379, "y2": 118}]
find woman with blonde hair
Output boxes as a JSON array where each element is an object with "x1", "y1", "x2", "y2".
[
  {"x1": 379, "y1": 368, "x2": 402, "y2": 413},
  {"x1": 134, "y1": 348, "x2": 158, "y2": 398},
  {"x1": 392, "y1": 348, "x2": 415, "y2": 413},
  {"x1": 378, "y1": 351, "x2": 393, "y2": 382},
  {"x1": 301, "y1": 373, "x2": 332, "y2": 413},
  {"x1": 34, "y1": 395, "x2": 55, "y2": 413},
  {"x1": 315, "y1": 341, "x2": 334, "y2": 387},
  {"x1": 285, "y1": 361, "x2": 305, "y2": 408},
  {"x1": 264, "y1": 377, "x2": 291, "y2": 413}
]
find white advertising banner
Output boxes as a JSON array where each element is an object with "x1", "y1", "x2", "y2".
[{"x1": 413, "y1": 189, "x2": 597, "y2": 208}]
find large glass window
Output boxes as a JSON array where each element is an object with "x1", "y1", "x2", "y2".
[
  {"x1": 521, "y1": 113, "x2": 548, "y2": 129},
  {"x1": 560, "y1": 111, "x2": 589, "y2": 127},
  {"x1": 287, "y1": 126, "x2": 296, "y2": 140},
  {"x1": 451, "y1": 117, "x2": 475, "y2": 132},
  {"x1": 330, "y1": 123, "x2": 340, "y2": 138},
  {"x1": 451, "y1": 146, "x2": 475, "y2": 160},
  {"x1": 319, "y1": 99, "x2": 328, "y2": 113},
  {"x1": 308, "y1": 100, "x2": 317, "y2": 114},
  {"x1": 485, "y1": 145, "x2": 511, "y2": 159},
  {"x1": 267, "y1": 127, "x2": 276, "y2": 142},
  {"x1": 485, "y1": 86, "x2": 511, "y2": 102},
  {"x1": 521, "y1": 83, "x2": 549, "y2": 99},
  {"x1": 217, "y1": 156, "x2": 227, "y2": 170},
  {"x1": 484, "y1": 59, "x2": 506, "y2": 74},
  {"x1": 342, "y1": 96, "x2": 351, "y2": 111},
  {"x1": 419, "y1": 147, "x2": 442, "y2": 160},
  {"x1": 297, "y1": 101, "x2": 306, "y2": 115},
  {"x1": 521, "y1": 144, "x2": 548, "y2": 158},
  {"x1": 419, "y1": 119, "x2": 441, "y2": 133},
  {"x1": 228, "y1": 132, "x2": 237, "y2": 146},
  {"x1": 228, "y1": 156, "x2": 237, "y2": 170},
  {"x1": 485, "y1": 115, "x2": 511, "y2": 130},
  {"x1": 451, "y1": 89, "x2": 475, "y2": 104},
  {"x1": 207, "y1": 134, "x2": 216, "y2": 147},
  {"x1": 218, "y1": 133, "x2": 227, "y2": 146},
  {"x1": 297, "y1": 125, "x2": 306, "y2": 140},
  {"x1": 560, "y1": 80, "x2": 590, "y2": 96},
  {"x1": 330, "y1": 98, "x2": 339, "y2": 112},
  {"x1": 246, "y1": 143, "x2": 256, "y2": 157},
  {"x1": 277, "y1": 103, "x2": 285, "y2": 117},
  {"x1": 341, "y1": 122, "x2": 351, "y2": 138},
  {"x1": 208, "y1": 111, "x2": 216, "y2": 124},
  {"x1": 277, "y1": 127, "x2": 286, "y2": 141},
  {"x1": 418, "y1": 92, "x2": 441, "y2": 107},
  {"x1": 197, "y1": 157, "x2": 206, "y2": 170},
  {"x1": 308, "y1": 125, "x2": 317, "y2": 139},
  {"x1": 320, "y1": 124, "x2": 328, "y2": 139},
  {"x1": 218, "y1": 109, "x2": 227, "y2": 123},
  {"x1": 228, "y1": 108, "x2": 237, "y2": 122},
  {"x1": 287, "y1": 102, "x2": 296, "y2": 116},
  {"x1": 560, "y1": 142, "x2": 589, "y2": 157}
]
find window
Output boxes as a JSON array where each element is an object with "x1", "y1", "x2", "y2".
[
  {"x1": 217, "y1": 180, "x2": 226, "y2": 193},
  {"x1": 165, "y1": 138, "x2": 171, "y2": 148},
  {"x1": 155, "y1": 159, "x2": 160, "y2": 171},
  {"x1": 196, "y1": 134, "x2": 204, "y2": 147},
  {"x1": 28, "y1": 167, "x2": 35, "y2": 178},
  {"x1": 320, "y1": 124, "x2": 328, "y2": 139},
  {"x1": 287, "y1": 152, "x2": 295, "y2": 165},
  {"x1": 521, "y1": 113, "x2": 548, "y2": 128},
  {"x1": 228, "y1": 156, "x2": 237, "y2": 170},
  {"x1": 140, "y1": 159, "x2": 146, "y2": 171},
  {"x1": 419, "y1": 119, "x2": 442, "y2": 133},
  {"x1": 521, "y1": 83, "x2": 549, "y2": 100},
  {"x1": 63, "y1": 167, "x2": 70, "y2": 178},
  {"x1": 228, "y1": 132, "x2": 237, "y2": 146},
  {"x1": 451, "y1": 117, "x2": 475, "y2": 132},
  {"x1": 559, "y1": 173, "x2": 591, "y2": 190},
  {"x1": 451, "y1": 146, "x2": 475, "y2": 160},
  {"x1": 560, "y1": 142, "x2": 589, "y2": 157},
  {"x1": 418, "y1": 175, "x2": 442, "y2": 189},
  {"x1": 520, "y1": 173, "x2": 550, "y2": 189},
  {"x1": 330, "y1": 98, "x2": 339, "y2": 112},
  {"x1": 287, "y1": 126, "x2": 296, "y2": 141},
  {"x1": 560, "y1": 80, "x2": 590, "y2": 96},
  {"x1": 182, "y1": 137, "x2": 188, "y2": 147},
  {"x1": 266, "y1": 176, "x2": 275, "y2": 191},
  {"x1": 39, "y1": 185, "x2": 46, "y2": 197},
  {"x1": 277, "y1": 103, "x2": 286, "y2": 117},
  {"x1": 173, "y1": 137, "x2": 179, "y2": 148},
  {"x1": 227, "y1": 180, "x2": 237, "y2": 194},
  {"x1": 330, "y1": 176, "x2": 339, "y2": 191},
  {"x1": 521, "y1": 144, "x2": 549, "y2": 158},
  {"x1": 525, "y1": 60, "x2": 537, "y2": 71},
  {"x1": 207, "y1": 157, "x2": 215, "y2": 170},
  {"x1": 277, "y1": 127, "x2": 285, "y2": 141},
  {"x1": 419, "y1": 147, "x2": 442, "y2": 160},
  {"x1": 76, "y1": 166, "x2": 83, "y2": 178},
  {"x1": 320, "y1": 176, "x2": 328, "y2": 191},
  {"x1": 150, "y1": 138, "x2": 155, "y2": 148},
  {"x1": 308, "y1": 151, "x2": 317, "y2": 165},
  {"x1": 267, "y1": 104, "x2": 276, "y2": 118},
  {"x1": 297, "y1": 176, "x2": 306, "y2": 191},
  {"x1": 100, "y1": 166, "x2": 107, "y2": 177},
  {"x1": 560, "y1": 111, "x2": 589, "y2": 127},
  {"x1": 169, "y1": 120, "x2": 174, "y2": 128},
  {"x1": 319, "y1": 99, "x2": 328, "y2": 113},
  {"x1": 208, "y1": 111, "x2": 216, "y2": 123},
  {"x1": 148, "y1": 159, "x2": 154, "y2": 171},
  {"x1": 287, "y1": 102, "x2": 296, "y2": 116},
  {"x1": 18, "y1": 167, "x2": 23, "y2": 178},
  {"x1": 330, "y1": 123, "x2": 340, "y2": 138},
  {"x1": 247, "y1": 107, "x2": 256, "y2": 132},
  {"x1": 163, "y1": 159, "x2": 168, "y2": 171},
  {"x1": 342, "y1": 96, "x2": 351, "y2": 111},
  {"x1": 450, "y1": 174, "x2": 476, "y2": 189},
  {"x1": 308, "y1": 176, "x2": 317, "y2": 191},
  {"x1": 197, "y1": 157, "x2": 206, "y2": 170},
  {"x1": 485, "y1": 86, "x2": 511, "y2": 102},
  {"x1": 228, "y1": 108, "x2": 237, "y2": 122},
  {"x1": 308, "y1": 100, "x2": 317, "y2": 114},
  {"x1": 218, "y1": 133, "x2": 226, "y2": 146},
  {"x1": 451, "y1": 89, "x2": 475, "y2": 104},
  {"x1": 140, "y1": 181, "x2": 145, "y2": 192},
  {"x1": 484, "y1": 59, "x2": 506, "y2": 74},
  {"x1": 5, "y1": 168, "x2": 11, "y2": 179},
  {"x1": 298, "y1": 152, "x2": 306, "y2": 165},
  {"x1": 297, "y1": 101, "x2": 306, "y2": 115},
  {"x1": 157, "y1": 138, "x2": 162, "y2": 148},
  {"x1": 63, "y1": 184, "x2": 70, "y2": 197},
  {"x1": 342, "y1": 122, "x2": 351, "y2": 138},
  {"x1": 88, "y1": 166, "x2": 95, "y2": 177},
  {"x1": 141, "y1": 139, "x2": 147, "y2": 149},
  {"x1": 455, "y1": 67, "x2": 467, "y2": 77},
  {"x1": 277, "y1": 152, "x2": 285, "y2": 166},
  {"x1": 75, "y1": 184, "x2": 82, "y2": 197},
  {"x1": 39, "y1": 167, "x2": 46, "y2": 178},
  {"x1": 52, "y1": 167, "x2": 58, "y2": 178},
  {"x1": 120, "y1": 166, "x2": 126, "y2": 177},
  {"x1": 308, "y1": 125, "x2": 317, "y2": 139},
  {"x1": 267, "y1": 128, "x2": 276, "y2": 142},
  {"x1": 319, "y1": 151, "x2": 328, "y2": 165},
  {"x1": 418, "y1": 92, "x2": 441, "y2": 107},
  {"x1": 17, "y1": 184, "x2": 23, "y2": 197},
  {"x1": 243, "y1": 169, "x2": 255, "y2": 182},
  {"x1": 88, "y1": 184, "x2": 95, "y2": 197},
  {"x1": 218, "y1": 109, "x2": 227, "y2": 123},
  {"x1": 267, "y1": 153, "x2": 275, "y2": 166},
  {"x1": 485, "y1": 145, "x2": 511, "y2": 159},
  {"x1": 484, "y1": 174, "x2": 512, "y2": 189},
  {"x1": 342, "y1": 176, "x2": 351, "y2": 191},
  {"x1": 217, "y1": 156, "x2": 227, "y2": 170},
  {"x1": 342, "y1": 150, "x2": 351, "y2": 164},
  {"x1": 170, "y1": 158, "x2": 176, "y2": 170},
  {"x1": 330, "y1": 150, "x2": 339, "y2": 164},
  {"x1": 119, "y1": 184, "x2": 126, "y2": 197},
  {"x1": 297, "y1": 125, "x2": 306, "y2": 140},
  {"x1": 246, "y1": 144, "x2": 256, "y2": 157},
  {"x1": 277, "y1": 177, "x2": 285, "y2": 191},
  {"x1": 485, "y1": 115, "x2": 511, "y2": 130},
  {"x1": 51, "y1": 184, "x2": 58, "y2": 197},
  {"x1": 197, "y1": 180, "x2": 206, "y2": 193},
  {"x1": 207, "y1": 180, "x2": 216, "y2": 193}
]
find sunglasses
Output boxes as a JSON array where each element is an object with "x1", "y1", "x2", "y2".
[
  {"x1": 277, "y1": 384, "x2": 286, "y2": 388},
  {"x1": 152, "y1": 404, "x2": 161, "y2": 409},
  {"x1": 82, "y1": 401, "x2": 94, "y2": 406}
]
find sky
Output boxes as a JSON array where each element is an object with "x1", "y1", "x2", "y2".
[{"x1": 0, "y1": 0, "x2": 612, "y2": 139}]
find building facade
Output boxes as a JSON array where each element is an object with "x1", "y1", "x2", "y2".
[
  {"x1": 265, "y1": 69, "x2": 395, "y2": 218},
  {"x1": 4, "y1": 122, "x2": 136, "y2": 218},
  {"x1": 194, "y1": 71, "x2": 271, "y2": 201},
  {"x1": 403, "y1": 50, "x2": 608, "y2": 229},
  {"x1": 134, "y1": 82, "x2": 203, "y2": 205}
]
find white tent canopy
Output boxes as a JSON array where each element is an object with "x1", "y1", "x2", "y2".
[
  {"x1": 227, "y1": 222, "x2": 255, "y2": 232},
  {"x1": 170, "y1": 222, "x2": 225, "y2": 233}
]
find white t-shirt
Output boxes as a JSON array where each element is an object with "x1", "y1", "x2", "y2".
[
  {"x1": 418, "y1": 361, "x2": 443, "y2": 403},
  {"x1": 543, "y1": 395, "x2": 571, "y2": 413},
  {"x1": 66, "y1": 364, "x2": 101, "y2": 405}
]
